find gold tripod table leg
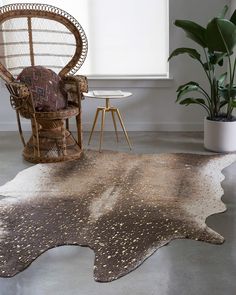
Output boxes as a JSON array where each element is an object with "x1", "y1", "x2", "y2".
[
  {"x1": 111, "y1": 109, "x2": 119, "y2": 142},
  {"x1": 99, "y1": 109, "x2": 106, "y2": 152},
  {"x1": 88, "y1": 108, "x2": 100, "y2": 145},
  {"x1": 115, "y1": 108, "x2": 132, "y2": 150}
]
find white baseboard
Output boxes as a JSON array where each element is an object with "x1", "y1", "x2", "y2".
[{"x1": 0, "y1": 121, "x2": 204, "y2": 132}]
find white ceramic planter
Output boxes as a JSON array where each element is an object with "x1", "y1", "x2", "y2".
[{"x1": 204, "y1": 117, "x2": 236, "y2": 153}]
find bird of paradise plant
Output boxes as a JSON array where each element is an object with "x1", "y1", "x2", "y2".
[{"x1": 169, "y1": 5, "x2": 236, "y2": 121}]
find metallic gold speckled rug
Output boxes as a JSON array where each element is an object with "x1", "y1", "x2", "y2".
[{"x1": 0, "y1": 151, "x2": 235, "y2": 282}]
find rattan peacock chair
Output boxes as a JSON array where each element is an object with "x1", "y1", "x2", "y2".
[{"x1": 0, "y1": 3, "x2": 88, "y2": 163}]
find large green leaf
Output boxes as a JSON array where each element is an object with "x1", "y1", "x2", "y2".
[
  {"x1": 174, "y1": 20, "x2": 207, "y2": 48},
  {"x1": 218, "y1": 72, "x2": 227, "y2": 86},
  {"x1": 206, "y1": 18, "x2": 236, "y2": 53},
  {"x1": 219, "y1": 86, "x2": 236, "y2": 100},
  {"x1": 168, "y1": 48, "x2": 201, "y2": 61},
  {"x1": 179, "y1": 98, "x2": 206, "y2": 106},
  {"x1": 176, "y1": 84, "x2": 204, "y2": 102},
  {"x1": 230, "y1": 9, "x2": 236, "y2": 25},
  {"x1": 209, "y1": 52, "x2": 227, "y2": 65},
  {"x1": 176, "y1": 81, "x2": 200, "y2": 93}
]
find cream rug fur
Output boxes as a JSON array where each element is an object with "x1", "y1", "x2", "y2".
[{"x1": 0, "y1": 151, "x2": 235, "y2": 282}]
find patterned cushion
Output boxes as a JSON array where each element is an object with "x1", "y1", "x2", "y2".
[{"x1": 17, "y1": 66, "x2": 67, "y2": 112}]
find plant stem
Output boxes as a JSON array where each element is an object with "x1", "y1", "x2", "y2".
[
  {"x1": 197, "y1": 102, "x2": 211, "y2": 117},
  {"x1": 226, "y1": 54, "x2": 233, "y2": 119},
  {"x1": 202, "y1": 48, "x2": 214, "y2": 118},
  {"x1": 198, "y1": 87, "x2": 211, "y2": 102},
  {"x1": 229, "y1": 57, "x2": 236, "y2": 116},
  {"x1": 231, "y1": 57, "x2": 236, "y2": 85},
  {"x1": 216, "y1": 22, "x2": 233, "y2": 120},
  {"x1": 200, "y1": 48, "x2": 212, "y2": 84}
]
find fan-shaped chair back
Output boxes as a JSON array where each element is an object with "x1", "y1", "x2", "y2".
[{"x1": 0, "y1": 3, "x2": 88, "y2": 82}]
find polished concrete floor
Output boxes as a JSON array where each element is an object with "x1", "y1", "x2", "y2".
[{"x1": 0, "y1": 131, "x2": 236, "y2": 295}]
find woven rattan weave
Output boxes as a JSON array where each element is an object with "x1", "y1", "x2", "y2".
[{"x1": 0, "y1": 3, "x2": 88, "y2": 163}]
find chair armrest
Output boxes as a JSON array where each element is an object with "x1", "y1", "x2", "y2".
[
  {"x1": 6, "y1": 82, "x2": 35, "y2": 118},
  {"x1": 62, "y1": 75, "x2": 88, "y2": 99}
]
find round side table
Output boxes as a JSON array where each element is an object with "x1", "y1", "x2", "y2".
[{"x1": 83, "y1": 91, "x2": 132, "y2": 152}]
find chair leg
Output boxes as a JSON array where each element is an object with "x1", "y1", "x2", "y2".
[
  {"x1": 88, "y1": 108, "x2": 100, "y2": 145},
  {"x1": 31, "y1": 116, "x2": 40, "y2": 157},
  {"x1": 99, "y1": 109, "x2": 106, "y2": 152},
  {"x1": 66, "y1": 118, "x2": 69, "y2": 130},
  {"x1": 61, "y1": 120, "x2": 67, "y2": 156},
  {"x1": 16, "y1": 110, "x2": 26, "y2": 147},
  {"x1": 115, "y1": 109, "x2": 132, "y2": 150},
  {"x1": 111, "y1": 109, "x2": 119, "y2": 142},
  {"x1": 76, "y1": 113, "x2": 82, "y2": 149}
]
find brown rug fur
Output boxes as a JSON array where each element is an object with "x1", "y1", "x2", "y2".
[{"x1": 0, "y1": 151, "x2": 235, "y2": 282}]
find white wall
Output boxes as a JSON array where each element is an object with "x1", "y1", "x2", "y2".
[
  {"x1": 231, "y1": 0, "x2": 236, "y2": 12},
  {"x1": 0, "y1": 0, "x2": 231, "y2": 132}
]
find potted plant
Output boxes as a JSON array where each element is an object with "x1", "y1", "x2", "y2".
[{"x1": 169, "y1": 5, "x2": 236, "y2": 152}]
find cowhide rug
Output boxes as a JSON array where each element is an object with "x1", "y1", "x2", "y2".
[{"x1": 0, "y1": 151, "x2": 235, "y2": 282}]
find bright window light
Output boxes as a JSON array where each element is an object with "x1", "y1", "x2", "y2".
[{"x1": 1, "y1": 0, "x2": 169, "y2": 78}]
